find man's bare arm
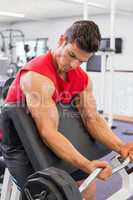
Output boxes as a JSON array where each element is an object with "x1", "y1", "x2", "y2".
[
  {"x1": 77, "y1": 80, "x2": 124, "y2": 153},
  {"x1": 20, "y1": 71, "x2": 92, "y2": 173}
]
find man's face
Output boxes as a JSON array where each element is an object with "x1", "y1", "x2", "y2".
[{"x1": 56, "y1": 39, "x2": 93, "y2": 72}]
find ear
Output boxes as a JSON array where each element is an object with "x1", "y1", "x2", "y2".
[{"x1": 57, "y1": 34, "x2": 66, "y2": 47}]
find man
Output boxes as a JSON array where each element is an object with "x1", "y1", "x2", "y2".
[{"x1": 3, "y1": 20, "x2": 133, "y2": 200}]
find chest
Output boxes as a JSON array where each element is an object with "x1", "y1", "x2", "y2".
[{"x1": 53, "y1": 76, "x2": 82, "y2": 104}]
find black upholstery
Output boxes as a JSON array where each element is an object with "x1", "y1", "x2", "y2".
[
  {"x1": 1, "y1": 77, "x2": 15, "y2": 100},
  {"x1": 1, "y1": 102, "x2": 111, "y2": 174}
]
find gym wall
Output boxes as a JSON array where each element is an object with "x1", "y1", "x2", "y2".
[
  {"x1": 3, "y1": 15, "x2": 133, "y2": 117},
  {"x1": 9, "y1": 15, "x2": 133, "y2": 71}
]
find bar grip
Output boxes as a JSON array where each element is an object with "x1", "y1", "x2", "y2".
[
  {"x1": 112, "y1": 157, "x2": 130, "y2": 174},
  {"x1": 79, "y1": 157, "x2": 130, "y2": 193},
  {"x1": 79, "y1": 168, "x2": 102, "y2": 193}
]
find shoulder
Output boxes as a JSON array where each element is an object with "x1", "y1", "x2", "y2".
[
  {"x1": 20, "y1": 71, "x2": 55, "y2": 97},
  {"x1": 23, "y1": 51, "x2": 52, "y2": 70}
]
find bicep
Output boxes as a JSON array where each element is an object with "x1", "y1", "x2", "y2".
[
  {"x1": 20, "y1": 71, "x2": 59, "y2": 134},
  {"x1": 28, "y1": 96, "x2": 59, "y2": 132}
]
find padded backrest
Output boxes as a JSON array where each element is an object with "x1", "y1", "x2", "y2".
[
  {"x1": 1, "y1": 104, "x2": 63, "y2": 172},
  {"x1": 1, "y1": 77, "x2": 15, "y2": 100},
  {"x1": 1, "y1": 103, "x2": 111, "y2": 174}
]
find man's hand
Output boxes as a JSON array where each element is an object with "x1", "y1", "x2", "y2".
[
  {"x1": 87, "y1": 160, "x2": 112, "y2": 181},
  {"x1": 120, "y1": 142, "x2": 133, "y2": 162}
]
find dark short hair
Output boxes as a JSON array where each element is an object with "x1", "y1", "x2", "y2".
[{"x1": 65, "y1": 20, "x2": 101, "y2": 53}]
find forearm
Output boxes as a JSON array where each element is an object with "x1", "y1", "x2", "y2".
[
  {"x1": 41, "y1": 129, "x2": 91, "y2": 173},
  {"x1": 84, "y1": 113, "x2": 124, "y2": 153}
]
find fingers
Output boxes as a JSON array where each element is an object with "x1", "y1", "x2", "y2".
[
  {"x1": 120, "y1": 148, "x2": 129, "y2": 158},
  {"x1": 98, "y1": 165, "x2": 112, "y2": 181},
  {"x1": 120, "y1": 142, "x2": 133, "y2": 160},
  {"x1": 91, "y1": 160, "x2": 112, "y2": 181},
  {"x1": 97, "y1": 161, "x2": 112, "y2": 181},
  {"x1": 95, "y1": 160, "x2": 110, "y2": 168},
  {"x1": 129, "y1": 150, "x2": 133, "y2": 162}
]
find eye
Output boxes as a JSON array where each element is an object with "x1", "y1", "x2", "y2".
[
  {"x1": 68, "y1": 51, "x2": 83, "y2": 63},
  {"x1": 68, "y1": 51, "x2": 76, "y2": 58},
  {"x1": 70, "y1": 54, "x2": 75, "y2": 58}
]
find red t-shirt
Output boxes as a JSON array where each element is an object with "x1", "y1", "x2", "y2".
[{"x1": 5, "y1": 51, "x2": 89, "y2": 104}]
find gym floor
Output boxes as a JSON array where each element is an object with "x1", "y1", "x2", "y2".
[{"x1": 96, "y1": 120, "x2": 133, "y2": 200}]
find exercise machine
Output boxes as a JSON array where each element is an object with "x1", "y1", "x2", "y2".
[
  {"x1": 1, "y1": 154, "x2": 133, "y2": 199},
  {"x1": 0, "y1": 29, "x2": 26, "y2": 77},
  {"x1": 0, "y1": 102, "x2": 133, "y2": 199}
]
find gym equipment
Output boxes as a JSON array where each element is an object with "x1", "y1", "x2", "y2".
[
  {"x1": 0, "y1": 168, "x2": 20, "y2": 200},
  {"x1": 1, "y1": 102, "x2": 111, "y2": 173},
  {"x1": 6, "y1": 63, "x2": 18, "y2": 77},
  {"x1": 0, "y1": 156, "x2": 6, "y2": 177},
  {"x1": 23, "y1": 38, "x2": 49, "y2": 62},
  {"x1": 122, "y1": 129, "x2": 133, "y2": 135},
  {"x1": 0, "y1": 29, "x2": 25, "y2": 61},
  {"x1": 34, "y1": 38, "x2": 49, "y2": 56},
  {"x1": 2, "y1": 102, "x2": 133, "y2": 200},
  {"x1": 23, "y1": 41, "x2": 36, "y2": 62},
  {"x1": 1, "y1": 156, "x2": 133, "y2": 200},
  {"x1": 0, "y1": 58, "x2": 11, "y2": 94},
  {"x1": 1, "y1": 102, "x2": 133, "y2": 199},
  {"x1": 1, "y1": 77, "x2": 15, "y2": 100},
  {"x1": 0, "y1": 29, "x2": 26, "y2": 76},
  {"x1": 0, "y1": 32, "x2": 6, "y2": 54},
  {"x1": 22, "y1": 167, "x2": 82, "y2": 200},
  {"x1": 21, "y1": 156, "x2": 133, "y2": 200},
  {"x1": 107, "y1": 156, "x2": 133, "y2": 200}
]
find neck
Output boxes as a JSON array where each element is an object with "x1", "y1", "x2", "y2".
[
  {"x1": 51, "y1": 50, "x2": 66, "y2": 76},
  {"x1": 51, "y1": 50, "x2": 58, "y2": 70},
  {"x1": 51, "y1": 50, "x2": 67, "y2": 81}
]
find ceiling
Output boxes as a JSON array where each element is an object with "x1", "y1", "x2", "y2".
[{"x1": 0, "y1": 0, "x2": 133, "y2": 24}]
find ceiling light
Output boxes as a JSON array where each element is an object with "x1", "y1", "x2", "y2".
[{"x1": 0, "y1": 11, "x2": 24, "y2": 18}]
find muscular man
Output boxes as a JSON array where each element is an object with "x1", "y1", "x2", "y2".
[{"x1": 3, "y1": 21, "x2": 133, "y2": 200}]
